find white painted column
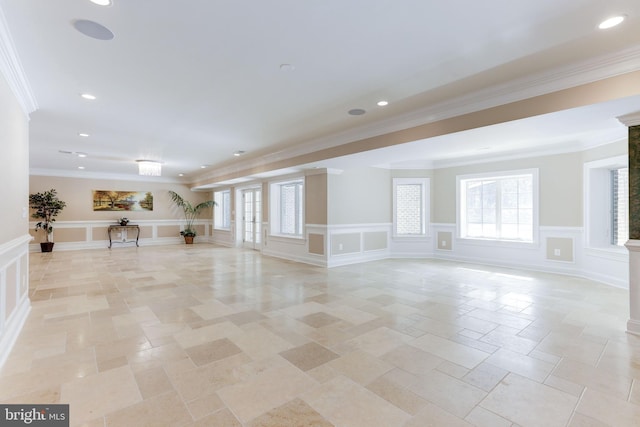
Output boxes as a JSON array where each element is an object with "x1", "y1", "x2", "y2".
[
  {"x1": 626, "y1": 240, "x2": 640, "y2": 335},
  {"x1": 619, "y1": 112, "x2": 640, "y2": 336}
]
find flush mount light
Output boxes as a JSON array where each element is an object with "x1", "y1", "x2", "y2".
[
  {"x1": 200, "y1": 165, "x2": 207, "y2": 169},
  {"x1": 136, "y1": 160, "x2": 162, "y2": 176},
  {"x1": 348, "y1": 108, "x2": 366, "y2": 116},
  {"x1": 599, "y1": 15, "x2": 625, "y2": 29},
  {"x1": 80, "y1": 93, "x2": 96, "y2": 100},
  {"x1": 178, "y1": 173, "x2": 184, "y2": 177},
  {"x1": 78, "y1": 132, "x2": 90, "y2": 137},
  {"x1": 78, "y1": 166, "x2": 86, "y2": 170},
  {"x1": 233, "y1": 150, "x2": 245, "y2": 157},
  {"x1": 377, "y1": 100, "x2": 389, "y2": 107},
  {"x1": 76, "y1": 152, "x2": 88, "y2": 158},
  {"x1": 90, "y1": 0, "x2": 112, "y2": 6},
  {"x1": 73, "y1": 19, "x2": 114, "y2": 40}
]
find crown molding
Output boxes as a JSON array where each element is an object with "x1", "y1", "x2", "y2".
[
  {"x1": 0, "y1": 6, "x2": 37, "y2": 116},
  {"x1": 29, "y1": 168, "x2": 184, "y2": 184},
  {"x1": 199, "y1": 45, "x2": 640, "y2": 185},
  {"x1": 618, "y1": 111, "x2": 640, "y2": 127}
]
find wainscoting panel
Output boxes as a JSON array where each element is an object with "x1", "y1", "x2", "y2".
[{"x1": 0, "y1": 235, "x2": 31, "y2": 368}]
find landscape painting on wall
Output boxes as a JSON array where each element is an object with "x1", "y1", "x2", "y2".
[{"x1": 93, "y1": 190, "x2": 154, "y2": 211}]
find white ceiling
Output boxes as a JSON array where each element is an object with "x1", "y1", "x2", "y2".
[{"x1": 2, "y1": 0, "x2": 639, "y2": 184}]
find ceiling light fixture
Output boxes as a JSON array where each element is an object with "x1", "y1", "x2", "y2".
[
  {"x1": 76, "y1": 152, "x2": 88, "y2": 158},
  {"x1": 78, "y1": 133, "x2": 90, "y2": 137},
  {"x1": 80, "y1": 93, "x2": 96, "y2": 100},
  {"x1": 234, "y1": 150, "x2": 245, "y2": 157},
  {"x1": 200, "y1": 165, "x2": 207, "y2": 169},
  {"x1": 78, "y1": 166, "x2": 85, "y2": 170},
  {"x1": 598, "y1": 15, "x2": 625, "y2": 29},
  {"x1": 136, "y1": 160, "x2": 162, "y2": 176},
  {"x1": 377, "y1": 100, "x2": 389, "y2": 107},
  {"x1": 348, "y1": 108, "x2": 366, "y2": 116},
  {"x1": 90, "y1": 0, "x2": 112, "y2": 6}
]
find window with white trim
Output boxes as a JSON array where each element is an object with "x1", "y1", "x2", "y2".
[
  {"x1": 270, "y1": 178, "x2": 304, "y2": 237},
  {"x1": 584, "y1": 156, "x2": 628, "y2": 250},
  {"x1": 393, "y1": 178, "x2": 429, "y2": 237},
  {"x1": 611, "y1": 167, "x2": 629, "y2": 246},
  {"x1": 458, "y1": 169, "x2": 538, "y2": 242},
  {"x1": 214, "y1": 190, "x2": 231, "y2": 230}
]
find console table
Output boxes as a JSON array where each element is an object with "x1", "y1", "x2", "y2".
[{"x1": 108, "y1": 224, "x2": 140, "y2": 248}]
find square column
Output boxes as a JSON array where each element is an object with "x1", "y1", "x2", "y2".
[{"x1": 619, "y1": 113, "x2": 640, "y2": 335}]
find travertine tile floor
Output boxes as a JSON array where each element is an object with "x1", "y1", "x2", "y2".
[{"x1": 1, "y1": 245, "x2": 640, "y2": 426}]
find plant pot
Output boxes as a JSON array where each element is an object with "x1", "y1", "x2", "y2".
[
  {"x1": 184, "y1": 236, "x2": 194, "y2": 244},
  {"x1": 40, "y1": 242, "x2": 55, "y2": 252}
]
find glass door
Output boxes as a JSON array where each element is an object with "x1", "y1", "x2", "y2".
[{"x1": 242, "y1": 188, "x2": 261, "y2": 249}]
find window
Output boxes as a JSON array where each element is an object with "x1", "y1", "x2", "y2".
[
  {"x1": 393, "y1": 178, "x2": 429, "y2": 237},
  {"x1": 584, "y1": 156, "x2": 628, "y2": 250},
  {"x1": 611, "y1": 167, "x2": 629, "y2": 246},
  {"x1": 270, "y1": 179, "x2": 304, "y2": 237},
  {"x1": 214, "y1": 190, "x2": 231, "y2": 229},
  {"x1": 458, "y1": 169, "x2": 538, "y2": 242}
]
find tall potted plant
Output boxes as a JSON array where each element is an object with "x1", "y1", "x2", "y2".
[
  {"x1": 168, "y1": 191, "x2": 216, "y2": 244},
  {"x1": 29, "y1": 188, "x2": 67, "y2": 252}
]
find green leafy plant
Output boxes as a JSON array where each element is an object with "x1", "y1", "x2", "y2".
[
  {"x1": 168, "y1": 191, "x2": 216, "y2": 237},
  {"x1": 29, "y1": 189, "x2": 67, "y2": 243}
]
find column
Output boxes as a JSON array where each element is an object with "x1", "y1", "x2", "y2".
[{"x1": 619, "y1": 112, "x2": 640, "y2": 335}]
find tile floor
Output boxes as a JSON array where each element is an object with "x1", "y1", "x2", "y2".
[{"x1": 1, "y1": 245, "x2": 640, "y2": 426}]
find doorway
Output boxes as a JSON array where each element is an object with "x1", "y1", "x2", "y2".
[{"x1": 241, "y1": 188, "x2": 262, "y2": 250}]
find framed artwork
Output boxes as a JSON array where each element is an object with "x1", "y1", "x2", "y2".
[{"x1": 93, "y1": 190, "x2": 153, "y2": 211}]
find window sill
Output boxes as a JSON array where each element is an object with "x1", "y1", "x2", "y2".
[
  {"x1": 392, "y1": 234, "x2": 430, "y2": 241},
  {"x1": 268, "y1": 234, "x2": 306, "y2": 244},
  {"x1": 457, "y1": 237, "x2": 538, "y2": 249}
]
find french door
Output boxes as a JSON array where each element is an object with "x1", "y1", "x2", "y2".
[{"x1": 242, "y1": 188, "x2": 262, "y2": 249}]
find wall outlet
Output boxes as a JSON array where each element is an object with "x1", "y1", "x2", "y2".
[{"x1": 554, "y1": 249, "x2": 561, "y2": 256}]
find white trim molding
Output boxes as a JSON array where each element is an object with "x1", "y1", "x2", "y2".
[
  {"x1": 0, "y1": 6, "x2": 37, "y2": 116},
  {"x1": 0, "y1": 234, "x2": 32, "y2": 369}
]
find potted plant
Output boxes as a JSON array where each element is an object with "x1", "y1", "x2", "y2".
[
  {"x1": 168, "y1": 191, "x2": 216, "y2": 244},
  {"x1": 29, "y1": 188, "x2": 67, "y2": 252}
]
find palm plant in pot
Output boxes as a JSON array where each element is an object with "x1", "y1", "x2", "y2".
[
  {"x1": 168, "y1": 190, "x2": 216, "y2": 244},
  {"x1": 29, "y1": 188, "x2": 67, "y2": 252}
]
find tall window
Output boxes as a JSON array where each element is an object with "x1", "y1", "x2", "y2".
[
  {"x1": 214, "y1": 190, "x2": 231, "y2": 229},
  {"x1": 458, "y1": 169, "x2": 537, "y2": 242},
  {"x1": 270, "y1": 179, "x2": 304, "y2": 237},
  {"x1": 612, "y1": 167, "x2": 629, "y2": 246},
  {"x1": 393, "y1": 178, "x2": 429, "y2": 236},
  {"x1": 584, "y1": 156, "x2": 628, "y2": 250}
]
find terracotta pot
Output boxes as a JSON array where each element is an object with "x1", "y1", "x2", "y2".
[
  {"x1": 184, "y1": 236, "x2": 194, "y2": 244},
  {"x1": 40, "y1": 242, "x2": 55, "y2": 252}
]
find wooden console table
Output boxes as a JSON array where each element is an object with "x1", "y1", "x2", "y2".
[{"x1": 108, "y1": 224, "x2": 140, "y2": 248}]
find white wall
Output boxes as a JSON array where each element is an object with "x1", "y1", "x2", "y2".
[{"x1": 0, "y1": 52, "x2": 32, "y2": 367}]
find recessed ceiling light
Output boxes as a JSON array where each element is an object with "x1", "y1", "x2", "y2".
[
  {"x1": 200, "y1": 165, "x2": 207, "y2": 169},
  {"x1": 90, "y1": 0, "x2": 112, "y2": 6},
  {"x1": 234, "y1": 150, "x2": 245, "y2": 157},
  {"x1": 73, "y1": 19, "x2": 114, "y2": 40},
  {"x1": 348, "y1": 108, "x2": 366, "y2": 116},
  {"x1": 599, "y1": 15, "x2": 625, "y2": 29},
  {"x1": 78, "y1": 166, "x2": 85, "y2": 170},
  {"x1": 80, "y1": 93, "x2": 96, "y2": 100},
  {"x1": 76, "y1": 152, "x2": 88, "y2": 158},
  {"x1": 377, "y1": 100, "x2": 389, "y2": 107},
  {"x1": 78, "y1": 133, "x2": 90, "y2": 137},
  {"x1": 178, "y1": 173, "x2": 184, "y2": 177}
]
